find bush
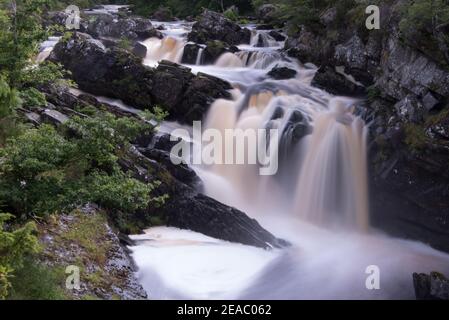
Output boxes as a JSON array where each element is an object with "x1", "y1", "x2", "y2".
[
  {"x1": 0, "y1": 77, "x2": 22, "y2": 146},
  {"x1": 19, "y1": 88, "x2": 47, "y2": 109},
  {"x1": 7, "y1": 258, "x2": 67, "y2": 300},
  {"x1": 0, "y1": 213, "x2": 40, "y2": 299},
  {"x1": 0, "y1": 112, "x2": 164, "y2": 217}
]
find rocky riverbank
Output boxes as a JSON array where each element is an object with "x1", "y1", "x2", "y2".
[{"x1": 281, "y1": 1, "x2": 449, "y2": 253}]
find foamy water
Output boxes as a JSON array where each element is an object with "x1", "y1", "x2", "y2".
[{"x1": 109, "y1": 18, "x2": 449, "y2": 299}]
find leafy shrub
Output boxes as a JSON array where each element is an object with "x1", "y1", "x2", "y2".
[
  {"x1": 19, "y1": 88, "x2": 47, "y2": 109},
  {"x1": 7, "y1": 258, "x2": 67, "y2": 300},
  {"x1": 0, "y1": 77, "x2": 22, "y2": 146},
  {"x1": 0, "y1": 213, "x2": 40, "y2": 299},
  {"x1": 224, "y1": 6, "x2": 239, "y2": 21},
  {"x1": 0, "y1": 113, "x2": 164, "y2": 217}
]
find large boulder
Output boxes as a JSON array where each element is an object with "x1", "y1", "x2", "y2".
[
  {"x1": 267, "y1": 66, "x2": 297, "y2": 80},
  {"x1": 181, "y1": 43, "x2": 203, "y2": 65},
  {"x1": 49, "y1": 33, "x2": 232, "y2": 123},
  {"x1": 413, "y1": 272, "x2": 449, "y2": 300},
  {"x1": 87, "y1": 14, "x2": 158, "y2": 40},
  {"x1": 120, "y1": 147, "x2": 288, "y2": 249},
  {"x1": 188, "y1": 10, "x2": 251, "y2": 46},
  {"x1": 311, "y1": 65, "x2": 366, "y2": 96}
]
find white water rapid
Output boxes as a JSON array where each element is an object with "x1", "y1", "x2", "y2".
[{"x1": 127, "y1": 20, "x2": 449, "y2": 300}]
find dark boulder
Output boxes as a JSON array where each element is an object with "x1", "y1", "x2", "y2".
[
  {"x1": 267, "y1": 66, "x2": 297, "y2": 80},
  {"x1": 132, "y1": 42, "x2": 147, "y2": 58},
  {"x1": 173, "y1": 71, "x2": 232, "y2": 122},
  {"x1": 120, "y1": 147, "x2": 288, "y2": 249},
  {"x1": 139, "y1": 147, "x2": 201, "y2": 189},
  {"x1": 311, "y1": 65, "x2": 366, "y2": 96},
  {"x1": 256, "y1": 24, "x2": 275, "y2": 30},
  {"x1": 165, "y1": 192, "x2": 288, "y2": 249},
  {"x1": 188, "y1": 9, "x2": 251, "y2": 46},
  {"x1": 268, "y1": 30, "x2": 286, "y2": 41},
  {"x1": 50, "y1": 33, "x2": 232, "y2": 124},
  {"x1": 86, "y1": 13, "x2": 159, "y2": 40},
  {"x1": 203, "y1": 40, "x2": 239, "y2": 64},
  {"x1": 181, "y1": 43, "x2": 203, "y2": 65},
  {"x1": 413, "y1": 272, "x2": 449, "y2": 300}
]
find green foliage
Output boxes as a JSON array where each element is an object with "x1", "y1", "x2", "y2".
[
  {"x1": 0, "y1": 113, "x2": 164, "y2": 217},
  {"x1": 399, "y1": 0, "x2": 449, "y2": 36},
  {"x1": 399, "y1": 0, "x2": 449, "y2": 63},
  {"x1": 117, "y1": 37, "x2": 132, "y2": 51},
  {"x1": 0, "y1": 77, "x2": 22, "y2": 146},
  {"x1": 224, "y1": 6, "x2": 239, "y2": 21},
  {"x1": 84, "y1": 171, "x2": 157, "y2": 213},
  {"x1": 20, "y1": 62, "x2": 71, "y2": 88},
  {"x1": 0, "y1": 0, "x2": 50, "y2": 86},
  {"x1": 366, "y1": 85, "x2": 381, "y2": 102},
  {"x1": 0, "y1": 213, "x2": 40, "y2": 299},
  {"x1": 19, "y1": 87, "x2": 47, "y2": 109},
  {"x1": 7, "y1": 258, "x2": 67, "y2": 300}
]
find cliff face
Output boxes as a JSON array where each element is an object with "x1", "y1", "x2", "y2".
[{"x1": 284, "y1": 1, "x2": 449, "y2": 252}]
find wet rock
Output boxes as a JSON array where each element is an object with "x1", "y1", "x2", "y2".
[
  {"x1": 188, "y1": 10, "x2": 251, "y2": 46},
  {"x1": 139, "y1": 147, "x2": 201, "y2": 189},
  {"x1": 319, "y1": 7, "x2": 337, "y2": 27},
  {"x1": 376, "y1": 35, "x2": 449, "y2": 101},
  {"x1": 256, "y1": 24, "x2": 275, "y2": 30},
  {"x1": 132, "y1": 42, "x2": 147, "y2": 58},
  {"x1": 267, "y1": 66, "x2": 297, "y2": 80},
  {"x1": 393, "y1": 95, "x2": 425, "y2": 123},
  {"x1": 422, "y1": 92, "x2": 440, "y2": 111},
  {"x1": 50, "y1": 33, "x2": 231, "y2": 123},
  {"x1": 165, "y1": 192, "x2": 289, "y2": 249},
  {"x1": 152, "y1": 133, "x2": 182, "y2": 152},
  {"x1": 413, "y1": 272, "x2": 449, "y2": 300},
  {"x1": 42, "y1": 109, "x2": 69, "y2": 125},
  {"x1": 311, "y1": 65, "x2": 366, "y2": 96},
  {"x1": 284, "y1": 26, "x2": 332, "y2": 65},
  {"x1": 120, "y1": 148, "x2": 288, "y2": 249},
  {"x1": 173, "y1": 71, "x2": 232, "y2": 123},
  {"x1": 24, "y1": 112, "x2": 41, "y2": 125},
  {"x1": 268, "y1": 30, "x2": 286, "y2": 42},
  {"x1": 334, "y1": 35, "x2": 373, "y2": 85},
  {"x1": 181, "y1": 43, "x2": 202, "y2": 65},
  {"x1": 86, "y1": 14, "x2": 159, "y2": 41}
]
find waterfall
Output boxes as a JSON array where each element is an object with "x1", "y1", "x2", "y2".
[
  {"x1": 142, "y1": 37, "x2": 185, "y2": 66},
  {"x1": 195, "y1": 47, "x2": 204, "y2": 65},
  {"x1": 197, "y1": 79, "x2": 369, "y2": 230},
  {"x1": 214, "y1": 52, "x2": 244, "y2": 68},
  {"x1": 250, "y1": 30, "x2": 278, "y2": 48},
  {"x1": 294, "y1": 98, "x2": 369, "y2": 230}
]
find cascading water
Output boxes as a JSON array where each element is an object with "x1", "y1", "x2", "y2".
[
  {"x1": 132, "y1": 20, "x2": 449, "y2": 300},
  {"x1": 142, "y1": 37, "x2": 185, "y2": 66}
]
